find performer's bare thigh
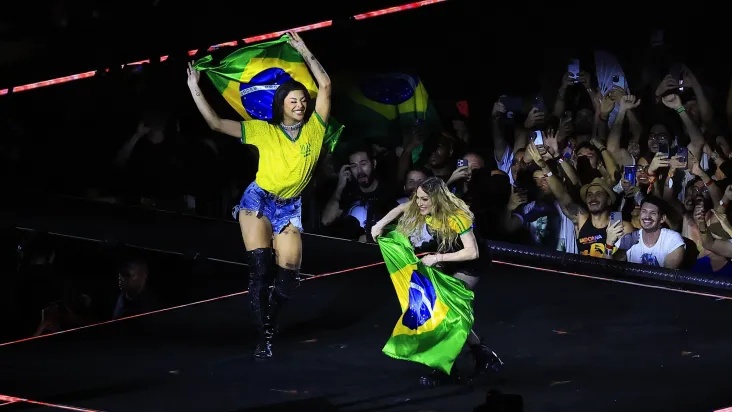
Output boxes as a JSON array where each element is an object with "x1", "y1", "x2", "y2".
[{"x1": 454, "y1": 272, "x2": 479, "y2": 290}]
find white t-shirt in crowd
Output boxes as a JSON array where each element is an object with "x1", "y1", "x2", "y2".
[{"x1": 616, "y1": 228, "x2": 685, "y2": 267}]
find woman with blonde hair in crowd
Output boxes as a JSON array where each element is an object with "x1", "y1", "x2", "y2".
[{"x1": 372, "y1": 177, "x2": 503, "y2": 386}]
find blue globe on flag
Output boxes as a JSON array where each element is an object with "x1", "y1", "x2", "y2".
[
  {"x1": 359, "y1": 73, "x2": 420, "y2": 105},
  {"x1": 239, "y1": 67, "x2": 293, "y2": 121},
  {"x1": 402, "y1": 271, "x2": 437, "y2": 330}
]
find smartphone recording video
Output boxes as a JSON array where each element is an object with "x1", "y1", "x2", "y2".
[
  {"x1": 499, "y1": 95, "x2": 523, "y2": 119},
  {"x1": 610, "y1": 211, "x2": 622, "y2": 226},
  {"x1": 533, "y1": 131, "x2": 544, "y2": 147},
  {"x1": 533, "y1": 95, "x2": 546, "y2": 112},
  {"x1": 612, "y1": 74, "x2": 626, "y2": 91},
  {"x1": 623, "y1": 165, "x2": 637, "y2": 186},
  {"x1": 669, "y1": 63, "x2": 684, "y2": 92},
  {"x1": 676, "y1": 146, "x2": 689, "y2": 167},
  {"x1": 658, "y1": 141, "x2": 670, "y2": 156},
  {"x1": 568, "y1": 58, "x2": 580, "y2": 83}
]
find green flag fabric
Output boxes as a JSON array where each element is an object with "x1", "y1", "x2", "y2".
[
  {"x1": 193, "y1": 35, "x2": 344, "y2": 151},
  {"x1": 377, "y1": 230, "x2": 475, "y2": 374}
]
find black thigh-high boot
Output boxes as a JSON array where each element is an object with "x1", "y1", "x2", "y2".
[
  {"x1": 246, "y1": 248, "x2": 275, "y2": 358},
  {"x1": 261, "y1": 266, "x2": 301, "y2": 358}
]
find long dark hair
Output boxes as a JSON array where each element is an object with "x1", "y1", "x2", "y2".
[{"x1": 270, "y1": 80, "x2": 312, "y2": 125}]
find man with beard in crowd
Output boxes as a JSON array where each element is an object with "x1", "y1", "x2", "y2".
[
  {"x1": 609, "y1": 196, "x2": 685, "y2": 268},
  {"x1": 528, "y1": 143, "x2": 630, "y2": 257},
  {"x1": 321, "y1": 146, "x2": 397, "y2": 242}
]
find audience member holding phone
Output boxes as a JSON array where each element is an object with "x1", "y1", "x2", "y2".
[{"x1": 447, "y1": 153, "x2": 486, "y2": 198}]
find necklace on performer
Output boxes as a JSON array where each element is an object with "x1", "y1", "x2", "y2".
[{"x1": 280, "y1": 121, "x2": 302, "y2": 131}]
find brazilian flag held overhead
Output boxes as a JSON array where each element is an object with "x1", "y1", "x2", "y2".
[
  {"x1": 377, "y1": 230, "x2": 475, "y2": 375},
  {"x1": 193, "y1": 35, "x2": 344, "y2": 151}
]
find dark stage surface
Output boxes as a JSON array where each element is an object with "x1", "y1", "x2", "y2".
[{"x1": 1, "y1": 259, "x2": 732, "y2": 411}]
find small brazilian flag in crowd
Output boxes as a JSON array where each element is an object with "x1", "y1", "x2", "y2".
[
  {"x1": 377, "y1": 230, "x2": 475, "y2": 374},
  {"x1": 193, "y1": 35, "x2": 343, "y2": 151}
]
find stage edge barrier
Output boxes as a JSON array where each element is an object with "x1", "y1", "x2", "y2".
[
  {"x1": 485, "y1": 240, "x2": 732, "y2": 293},
  {"x1": 9, "y1": 221, "x2": 732, "y2": 295}
]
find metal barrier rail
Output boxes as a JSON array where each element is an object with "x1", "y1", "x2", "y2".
[{"x1": 485, "y1": 240, "x2": 732, "y2": 293}]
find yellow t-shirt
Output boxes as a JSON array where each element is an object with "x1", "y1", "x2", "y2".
[
  {"x1": 425, "y1": 212, "x2": 473, "y2": 236},
  {"x1": 241, "y1": 112, "x2": 325, "y2": 199}
]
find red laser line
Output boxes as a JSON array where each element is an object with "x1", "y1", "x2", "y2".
[
  {"x1": 0, "y1": 400, "x2": 20, "y2": 407},
  {"x1": 493, "y1": 260, "x2": 732, "y2": 301},
  {"x1": 3, "y1": 255, "x2": 728, "y2": 348},
  {"x1": 0, "y1": 288, "x2": 252, "y2": 347},
  {"x1": 0, "y1": 257, "x2": 392, "y2": 347},
  {"x1": 0, "y1": 394, "x2": 101, "y2": 412}
]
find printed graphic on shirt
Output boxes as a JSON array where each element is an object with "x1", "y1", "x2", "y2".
[
  {"x1": 578, "y1": 233, "x2": 606, "y2": 257},
  {"x1": 640, "y1": 253, "x2": 660, "y2": 267}
]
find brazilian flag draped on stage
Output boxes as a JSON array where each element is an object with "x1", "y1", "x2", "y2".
[
  {"x1": 192, "y1": 35, "x2": 344, "y2": 152},
  {"x1": 377, "y1": 230, "x2": 474, "y2": 374}
]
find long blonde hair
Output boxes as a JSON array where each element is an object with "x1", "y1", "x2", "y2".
[{"x1": 396, "y1": 177, "x2": 474, "y2": 252}]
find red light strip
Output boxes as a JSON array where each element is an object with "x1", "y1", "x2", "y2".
[
  {"x1": 242, "y1": 20, "x2": 332, "y2": 44},
  {"x1": 0, "y1": 394, "x2": 102, "y2": 412},
  {"x1": 180, "y1": 20, "x2": 333, "y2": 59},
  {"x1": 1, "y1": 1, "x2": 443, "y2": 95},
  {"x1": 207, "y1": 40, "x2": 238, "y2": 51},
  {"x1": 11, "y1": 71, "x2": 96, "y2": 93},
  {"x1": 353, "y1": 0, "x2": 446, "y2": 20}
]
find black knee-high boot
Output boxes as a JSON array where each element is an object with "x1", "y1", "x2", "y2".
[
  {"x1": 419, "y1": 341, "x2": 503, "y2": 387},
  {"x1": 258, "y1": 266, "x2": 300, "y2": 358},
  {"x1": 419, "y1": 367, "x2": 462, "y2": 387},
  {"x1": 246, "y1": 248, "x2": 274, "y2": 357}
]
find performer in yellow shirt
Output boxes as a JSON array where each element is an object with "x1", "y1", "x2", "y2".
[
  {"x1": 187, "y1": 31, "x2": 331, "y2": 359},
  {"x1": 371, "y1": 177, "x2": 503, "y2": 386}
]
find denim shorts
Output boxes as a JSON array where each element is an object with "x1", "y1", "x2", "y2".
[{"x1": 232, "y1": 181, "x2": 303, "y2": 234}]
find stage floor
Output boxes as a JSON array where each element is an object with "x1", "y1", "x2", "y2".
[{"x1": 1, "y1": 261, "x2": 731, "y2": 412}]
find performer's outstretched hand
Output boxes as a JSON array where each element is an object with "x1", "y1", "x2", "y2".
[
  {"x1": 287, "y1": 31, "x2": 308, "y2": 55},
  {"x1": 421, "y1": 254, "x2": 439, "y2": 267},
  {"x1": 187, "y1": 61, "x2": 200, "y2": 88},
  {"x1": 371, "y1": 224, "x2": 384, "y2": 240}
]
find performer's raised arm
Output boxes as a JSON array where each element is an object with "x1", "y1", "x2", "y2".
[
  {"x1": 186, "y1": 62, "x2": 242, "y2": 138},
  {"x1": 287, "y1": 31, "x2": 331, "y2": 124}
]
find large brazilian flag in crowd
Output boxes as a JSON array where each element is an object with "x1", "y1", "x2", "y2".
[
  {"x1": 193, "y1": 35, "x2": 344, "y2": 152},
  {"x1": 331, "y1": 72, "x2": 442, "y2": 160}
]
